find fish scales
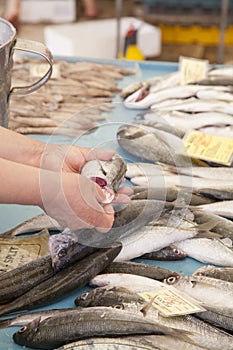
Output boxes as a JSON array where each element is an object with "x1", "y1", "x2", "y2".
[
  {"x1": 53, "y1": 337, "x2": 157, "y2": 350},
  {"x1": 196, "y1": 310, "x2": 233, "y2": 332},
  {"x1": 191, "y1": 209, "x2": 233, "y2": 240},
  {"x1": 139, "y1": 246, "x2": 187, "y2": 261},
  {"x1": 114, "y1": 224, "x2": 203, "y2": 262},
  {"x1": 0, "y1": 254, "x2": 54, "y2": 304},
  {"x1": 103, "y1": 261, "x2": 177, "y2": 280},
  {"x1": 0, "y1": 240, "x2": 96, "y2": 304},
  {"x1": 1, "y1": 213, "x2": 59, "y2": 237},
  {"x1": 164, "y1": 275, "x2": 233, "y2": 317},
  {"x1": 75, "y1": 286, "x2": 233, "y2": 350},
  {"x1": 193, "y1": 266, "x2": 233, "y2": 283},
  {"x1": 13, "y1": 307, "x2": 169, "y2": 349},
  {"x1": 172, "y1": 238, "x2": 233, "y2": 267},
  {"x1": 0, "y1": 244, "x2": 121, "y2": 317},
  {"x1": 0, "y1": 308, "x2": 77, "y2": 329}
]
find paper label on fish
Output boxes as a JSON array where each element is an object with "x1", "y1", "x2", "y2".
[
  {"x1": 30, "y1": 63, "x2": 60, "y2": 80},
  {"x1": 179, "y1": 56, "x2": 208, "y2": 85},
  {"x1": 139, "y1": 288, "x2": 205, "y2": 316},
  {"x1": 0, "y1": 229, "x2": 49, "y2": 274},
  {"x1": 184, "y1": 130, "x2": 233, "y2": 166}
]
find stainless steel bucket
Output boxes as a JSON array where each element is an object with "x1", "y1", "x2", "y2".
[{"x1": 0, "y1": 17, "x2": 53, "y2": 128}]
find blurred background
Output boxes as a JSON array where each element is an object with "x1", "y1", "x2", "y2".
[{"x1": 1, "y1": 0, "x2": 233, "y2": 64}]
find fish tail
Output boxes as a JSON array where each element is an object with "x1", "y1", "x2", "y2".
[{"x1": 0, "y1": 318, "x2": 11, "y2": 329}]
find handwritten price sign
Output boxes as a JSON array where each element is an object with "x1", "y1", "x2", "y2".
[
  {"x1": 179, "y1": 56, "x2": 208, "y2": 85},
  {"x1": 184, "y1": 130, "x2": 233, "y2": 166},
  {"x1": 139, "y1": 288, "x2": 204, "y2": 317}
]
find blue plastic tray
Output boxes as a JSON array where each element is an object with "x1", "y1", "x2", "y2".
[{"x1": 0, "y1": 58, "x2": 206, "y2": 349}]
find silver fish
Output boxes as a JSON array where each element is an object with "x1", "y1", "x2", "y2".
[
  {"x1": 129, "y1": 174, "x2": 233, "y2": 201},
  {"x1": 0, "y1": 244, "x2": 122, "y2": 317},
  {"x1": 81, "y1": 154, "x2": 127, "y2": 203},
  {"x1": 139, "y1": 246, "x2": 187, "y2": 261},
  {"x1": 197, "y1": 125, "x2": 233, "y2": 138},
  {"x1": 90, "y1": 273, "x2": 167, "y2": 292},
  {"x1": 125, "y1": 85, "x2": 231, "y2": 109},
  {"x1": 196, "y1": 89, "x2": 233, "y2": 102},
  {"x1": 162, "y1": 164, "x2": 233, "y2": 181},
  {"x1": 140, "y1": 110, "x2": 233, "y2": 136},
  {"x1": 197, "y1": 200, "x2": 233, "y2": 219},
  {"x1": 53, "y1": 337, "x2": 158, "y2": 349},
  {"x1": 13, "y1": 306, "x2": 178, "y2": 349},
  {"x1": 151, "y1": 97, "x2": 233, "y2": 115},
  {"x1": 75, "y1": 286, "x2": 233, "y2": 350},
  {"x1": 191, "y1": 208, "x2": 233, "y2": 240},
  {"x1": 121, "y1": 71, "x2": 180, "y2": 101},
  {"x1": 117, "y1": 122, "x2": 191, "y2": 167},
  {"x1": 114, "y1": 223, "x2": 210, "y2": 262},
  {"x1": 1, "y1": 213, "x2": 60, "y2": 237},
  {"x1": 164, "y1": 275, "x2": 233, "y2": 317},
  {"x1": 172, "y1": 238, "x2": 233, "y2": 267},
  {"x1": 0, "y1": 308, "x2": 77, "y2": 329},
  {"x1": 193, "y1": 265, "x2": 233, "y2": 283},
  {"x1": 196, "y1": 309, "x2": 233, "y2": 332},
  {"x1": 102, "y1": 261, "x2": 178, "y2": 281}
]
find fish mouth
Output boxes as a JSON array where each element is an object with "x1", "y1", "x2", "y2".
[{"x1": 91, "y1": 177, "x2": 115, "y2": 204}]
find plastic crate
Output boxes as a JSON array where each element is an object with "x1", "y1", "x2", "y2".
[{"x1": 159, "y1": 23, "x2": 233, "y2": 45}]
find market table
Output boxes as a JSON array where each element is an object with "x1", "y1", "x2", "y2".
[{"x1": 0, "y1": 58, "x2": 207, "y2": 349}]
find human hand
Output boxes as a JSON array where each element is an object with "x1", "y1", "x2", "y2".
[
  {"x1": 40, "y1": 143, "x2": 115, "y2": 173},
  {"x1": 40, "y1": 170, "x2": 131, "y2": 232}
]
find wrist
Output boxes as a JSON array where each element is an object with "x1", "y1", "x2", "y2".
[{"x1": 28, "y1": 139, "x2": 46, "y2": 169}]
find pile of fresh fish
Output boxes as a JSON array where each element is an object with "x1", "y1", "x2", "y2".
[
  {"x1": 114, "y1": 65, "x2": 233, "y2": 271},
  {"x1": 2, "y1": 64, "x2": 233, "y2": 349},
  {"x1": 1, "y1": 261, "x2": 231, "y2": 349},
  {"x1": 9, "y1": 58, "x2": 134, "y2": 136},
  {"x1": 121, "y1": 66, "x2": 233, "y2": 138}
]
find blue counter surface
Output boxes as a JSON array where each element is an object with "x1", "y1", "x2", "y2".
[{"x1": 0, "y1": 58, "x2": 205, "y2": 349}]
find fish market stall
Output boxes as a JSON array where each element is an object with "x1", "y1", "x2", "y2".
[{"x1": 0, "y1": 57, "x2": 233, "y2": 349}]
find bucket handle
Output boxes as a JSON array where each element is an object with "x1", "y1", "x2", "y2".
[{"x1": 10, "y1": 38, "x2": 53, "y2": 95}]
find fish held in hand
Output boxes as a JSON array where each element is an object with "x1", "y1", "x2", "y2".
[{"x1": 81, "y1": 154, "x2": 127, "y2": 203}]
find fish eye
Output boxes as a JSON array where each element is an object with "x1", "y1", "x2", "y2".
[
  {"x1": 18, "y1": 326, "x2": 27, "y2": 333},
  {"x1": 166, "y1": 276, "x2": 177, "y2": 285},
  {"x1": 173, "y1": 248, "x2": 180, "y2": 254},
  {"x1": 113, "y1": 304, "x2": 124, "y2": 310},
  {"x1": 80, "y1": 292, "x2": 89, "y2": 300},
  {"x1": 58, "y1": 248, "x2": 66, "y2": 258}
]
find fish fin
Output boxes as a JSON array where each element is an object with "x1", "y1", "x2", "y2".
[
  {"x1": 140, "y1": 296, "x2": 156, "y2": 317},
  {"x1": 0, "y1": 318, "x2": 11, "y2": 329},
  {"x1": 195, "y1": 219, "x2": 222, "y2": 239},
  {"x1": 195, "y1": 231, "x2": 222, "y2": 239},
  {"x1": 221, "y1": 237, "x2": 232, "y2": 247},
  {"x1": 157, "y1": 162, "x2": 178, "y2": 175},
  {"x1": 21, "y1": 316, "x2": 41, "y2": 332},
  {"x1": 196, "y1": 220, "x2": 220, "y2": 232}
]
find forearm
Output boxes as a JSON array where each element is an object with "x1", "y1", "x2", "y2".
[
  {"x1": 0, "y1": 126, "x2": 44, "y2": 168},
  {"x1": 0, "y1": 157, "x2": 43, "y2": 207}
]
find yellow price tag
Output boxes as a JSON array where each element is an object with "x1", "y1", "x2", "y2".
[
  {"x1": 139, "y1": 288, "x2": 204, "y2": 317},
  {"x1": 184, "y1": 130, "x2": 233, "y2": 166},
  {"x1": 179, "y1": 56, "x2": 208, "y2": 85}
]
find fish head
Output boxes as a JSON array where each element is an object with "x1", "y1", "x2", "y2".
[
  {"x1": 81, "y1": 155, "x2": 127, "y2": 204},
  {"x1": 163, "y1": 275, "x2": 180, "y2": 287},
  {"x1": 164, "y1": 275, "x2": 197, "y2": 291},
  {"x1": 13, "y1": 317, "x2": 42, "y2": 347}
]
